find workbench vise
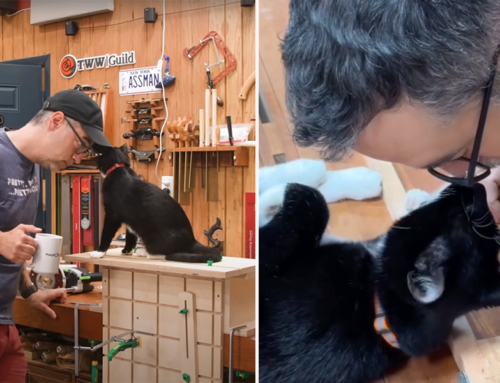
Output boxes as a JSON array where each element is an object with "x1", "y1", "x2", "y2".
[{"x1": 29, "y1": 265, "x2": 102, "y2": 294}]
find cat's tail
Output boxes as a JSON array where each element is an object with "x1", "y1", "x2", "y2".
[{"x1": 166, "y1": 242, "x2": 223, "y2": 263}]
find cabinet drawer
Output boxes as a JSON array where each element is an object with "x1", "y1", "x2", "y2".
[{"x1": 27, "y1": 364, "x2": 72, "y2": 383}]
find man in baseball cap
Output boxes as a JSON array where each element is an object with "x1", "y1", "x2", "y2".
[
  {"x1": 0, "y1": 88, "x2": 114, "y2": 382},
  {"x1": 42, "y1": 89, "x2": 112, "y2": 148},
  {"x1": 3, "y1": 88, "x2": 113, "y2": 172}
]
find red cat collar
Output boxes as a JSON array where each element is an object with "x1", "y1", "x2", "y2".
[
  {"x1": 106, "y1": 163, "x2": 126, "y2": 176},
  {"x1": 374, "y1": 293, "x2": 400, "y2": 349}
]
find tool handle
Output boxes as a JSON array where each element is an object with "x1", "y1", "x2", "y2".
[
  {"x1": 108, "y1": 341, "x2": 137, "y2": 362},
  {"x1": 226, "y1": 116, "x2": 234, "y2": 146},
  {"x1": 238, "y1": 70, "x2": 255, "y2": 100},
  {"x1": 79, "y1": 272, "x2": 102, "y2": 282},
  {"x1": 91, "y1": 361, "x2": 98, "y2": 383}
]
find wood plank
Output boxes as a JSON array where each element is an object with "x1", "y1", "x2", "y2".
[
  {"x1": 2, "y1": 12, "x2": 13, "y2": 61},
  {"x1": 33, "y1": 23, "x2": 46, "y2": 57},
  {"x1": 12, "y1": 9, "x2": 23, "y2": 59},
  {"x1": 21, "y1": 10, "x2": 33, "y2": 59},
  {"x1": 78, "y1": 17, "x2": 92, "y2": 88},
  {"x1": 56, "y1": 21, "x2": 69, "y2": 92},
  {"x1": 90, "y1": 13, "x2": 108, "y2": 90},
  {"x1": 65, "y1": 248, "x2": 255, "y2": 279},
  {"x1": 224, "y1": 2, "x2": 244, "y2": 258},
  {"x1": 258, "y1": 55, "x2": 299, "y2": 163},
  {"x1": 206, "y1": 1, "x2": 229, "y2": 252}
]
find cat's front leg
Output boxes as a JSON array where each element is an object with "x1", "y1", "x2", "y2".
[
  {"x1": 260, "y1": 183, "x2": 330, "y2": 273},
  {"x1": 96, "y1": 215, "x2": 122, "y2": 254},
  {"x1": 122, "y1": 229, "x2": 138, "y2": 255}
]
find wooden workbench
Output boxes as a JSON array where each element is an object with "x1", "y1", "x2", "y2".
[
  {"x1": 65, "y1": 248, "x2": 256, "y2": 383},
  {"x1": 13, "y1": 283, "x2": 103, "y2": 342}
]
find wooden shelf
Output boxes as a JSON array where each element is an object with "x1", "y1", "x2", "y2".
[
  {"x1": 171, "y1": 146, "x2": 244, "y2": 152},
  {"x1": 57, "y1": 169, "x2": 100, "y2": 175},
  {"x1": 169, "y1": 146, "x2": 249, "y2": 167},
  {"x1": 127, "y1": 117, "x2": 165, "y2": 123},
  {"x1": 126, "y1": 97, "x2": 168, "y2": 107},
  {"x1": 125, "y1": 106, "x2": 163, "y2": 113}
]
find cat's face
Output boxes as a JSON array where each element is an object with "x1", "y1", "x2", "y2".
[
  {"x1": 382, "y1": 183, "x2": 500, "y2": 312},
  {"x1": 94, "y1": 144, "x2": 131, "y2": 175}
]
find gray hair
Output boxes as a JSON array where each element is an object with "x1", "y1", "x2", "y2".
[
  {"x1": 281, "y1": 0, "x2": 500, "y2": 161},
  {"x1": 29, "y1": 109, "x2": 54, "y2": 125},
  {"x1": 29, "y1": 109, "x2": 79, "y2": 127}
]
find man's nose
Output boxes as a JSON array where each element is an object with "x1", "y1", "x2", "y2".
[{"x1": 72, "y1": 153, "x2": 85, "y2": 164}]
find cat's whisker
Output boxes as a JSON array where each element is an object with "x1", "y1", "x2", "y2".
[
  {"x1": 471, "y1": 218, "x2": 495, "y2": 228},
  {"x1": 461, "y1": 194, "x2": 470, "y2": 222},
  {"x1": 471, "y1": 193, "x2": 475, "y2": 218},
  {"x1": 475, "y1": 210, "x2": 491, "y2": 223},
  {"x1": 392, "y1": 226, "x2": 411, "y2": 230},
  {"x1": 472, "y1": 225, "x2": 499, "y2": 242}
]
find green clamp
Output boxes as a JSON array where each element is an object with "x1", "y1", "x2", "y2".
[
  {"x1": 182, "y1": 373, "x2": 190, "y2": 382},
  {"x1": 236, "y1": 371, "x2": 250, "y2": 379},
  {"x1": 179, "y1": 308, "x2": 188, "y2": 314},
  {"x1": 108, "y1": 338, "x2": 140, "y2": 361}
]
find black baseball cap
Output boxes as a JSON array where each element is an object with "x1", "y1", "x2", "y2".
[{"x1": 42, "y1": 89, "x2": 112, "y2": 147}]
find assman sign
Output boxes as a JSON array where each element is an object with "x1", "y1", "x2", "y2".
[{"x1": 59, "y1": 51, "x2": 136, "y2": 79}]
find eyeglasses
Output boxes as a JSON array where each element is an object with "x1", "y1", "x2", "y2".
[
  {"x1": 65, "y1": 118, "x2": 93, "y2": 157},
  {"x1": 427, "y1": 44, "x2": 500, "y2": 187}
]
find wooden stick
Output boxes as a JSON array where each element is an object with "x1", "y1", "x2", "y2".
[
  {"x1": 205, "y1": 89, "x2": 210, "y2": 147},
  {"x1": 199, "y1": 109, "x2": 205, "y2": 148},
  {"x1": 212, "y1": 88, "x2": 217, "y2": 147}
]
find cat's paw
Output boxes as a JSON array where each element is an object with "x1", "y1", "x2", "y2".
[
  {"x1": 259, "y1": 159, "x2": 327, "y2": 194},
  {"x1": 318, "y1": 167, "x2": 382, "y2": 203},
  {"x1": 259, "y1": 183, "x2": 288, "y2": 227},
  {"x1": 89, "y1": 251, "x2": 106, "y2": 258},
  {"x1": 405, "y1": 189, "x2": 431, "y2": 213},
  {"x1": 122, "y1": 248, "x2": 134, "y2": 256}
]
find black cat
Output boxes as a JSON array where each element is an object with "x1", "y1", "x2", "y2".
[
  {"x1": 93, "y1": 144, "x2": 222, "y2": 263},
  {"x1": 259, "y1": 182, "x2": 500, "y2": 383}
]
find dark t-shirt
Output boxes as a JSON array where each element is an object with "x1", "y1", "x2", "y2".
[{"x1": 0, "y1": 128, "x2": 41, "y2": 324}]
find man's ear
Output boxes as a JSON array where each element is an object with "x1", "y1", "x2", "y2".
[
  {"x1": 47, "y1": 111, "x2": 65, "y2": 131},
  {"x1": 407, "y1": 236, "x2": 448, "y2": 304}
]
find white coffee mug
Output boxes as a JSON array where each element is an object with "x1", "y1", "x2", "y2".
[{"x1": 26, "y1": 233, "x2": 63, "y2": 275}]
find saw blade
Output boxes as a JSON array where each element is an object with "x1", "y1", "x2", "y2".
[{"x1": 30, "y1": 268, "x2": 64, "y2": 290}]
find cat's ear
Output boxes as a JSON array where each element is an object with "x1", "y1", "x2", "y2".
[
  {"x1": 407, "y1": 236, "x2": 448, "y2": 304},
  {"x1": 119, "y1": 144, "x2": 128, "y2": 154}
]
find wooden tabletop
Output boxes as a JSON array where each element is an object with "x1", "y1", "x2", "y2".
[
  {"x1": 13, "y1": 282, "x2": 103, "y2": 341},
  {"x1": 65, "y1": 248, "x2": 256, "y2": 279}
]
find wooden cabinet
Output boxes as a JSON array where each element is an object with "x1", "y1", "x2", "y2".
[
  {"x1": 66, "y1": 249, "x2": 256, "y2": 383},
  {"x1": 25, "y1": 360, "x2": 94, "y2": 383}
]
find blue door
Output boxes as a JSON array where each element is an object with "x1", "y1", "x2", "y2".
[
  {"x1": 0, "y1": 62, "x2": 45, "y2": 231},
  {"x1": 0, "y1": 63, "x2": 43, "y2": 128}
]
